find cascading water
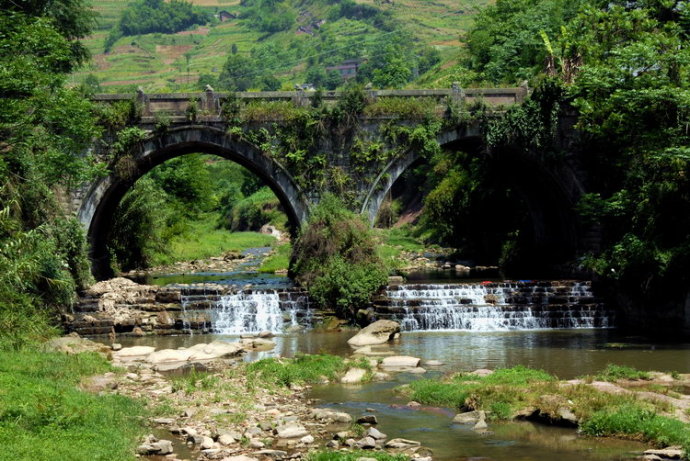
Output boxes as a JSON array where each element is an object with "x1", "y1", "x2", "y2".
[
  {"x1": 377, "y1": 281, "x2": 612, "y2": 332},
  {"x1": 180, "y1": 288, "x2": 313, "y2": 335}
]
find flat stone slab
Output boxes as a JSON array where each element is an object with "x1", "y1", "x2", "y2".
[{"x1": 380, "y1": 356, "x2": 421, "y2": 369}]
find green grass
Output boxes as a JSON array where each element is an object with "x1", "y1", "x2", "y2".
[
  {"x1": 246, "y1": 354, "x2": 346, "y2": 387},
  {"x1": 307, "y1": 451, "x2": 408, "y2": 461},
  {"x1": 399, "y1": 365, "x2": 690, "y2": 455},
  {"x1": 375, "y1": 226, "x2": 433, "y2": 268},
  {"x1": 153, "y1": 213, "x2": 276, "y2": 265},
  {"x1": 593, "y1": 364, "x2": 652, "y2": 382},
  {"x1": 582, "y1": 405, "x2": 690, "y2": 452},
  {"x1": 0, "y1": 351, "x2": 145, "y2": 461},
  {"x1": 259, "y1": 243, "x2": 291, "y2": 273}
]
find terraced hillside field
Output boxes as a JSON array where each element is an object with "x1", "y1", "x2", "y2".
[{"x1": 71, "y1": 0, "x2": 489, "y2": 92}]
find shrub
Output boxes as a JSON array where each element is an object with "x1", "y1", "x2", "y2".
[{"x1": 290, "y1": 194, "x2": 388, "y2": 318}]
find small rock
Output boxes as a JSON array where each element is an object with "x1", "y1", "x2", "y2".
[
  {"x1": 311, "y1": 409, "x2": 353, "y2": 424},
  {"x1": 643, "y1": 447, "x2": 685, "y2": 459},
  {"x1": 255, "y1": 449, "x2": 288, "y2": 459},
  {"x1": 275, "y1": 424, "x2": 308, "y2": 439},
  {"x1": 111, "y1": 343, "x2": 123, "y2": 351},
  {"x1": 334, "y1": 431, "x2": 350, "y2": 440},
  {"x1": 300, "y1": 434, "x2": 314, "y2": 444},
  {"x1": 453, "y1": 411, "x2": 481, "y2": 424},
  {"x1": 151, "y1": 440, "x2": 174, "y2": 455},
  {"x1": 221, "y1": 456, "x2": 259, "y2": 461},
  {"x1": 345, "y1": 438, "x2": 357, "y2": 447},
  {"x1": 473, "y1": 411, "x2": 488, "y2": 431},
  {"x1": 326, "y1": 440, "x2": 339, "y2": 448},
  {"x1": 183, "y1": 408, "x2": 196, "y2": 418},
  {"x1": 469, "y1": 369, "x2": 494, "y2": 377},
  {"x1": 357, "y1": 415, "x2": 378, "y2": 425},
  {"x1": 152, "y1": 417, "x2": 175, "y2": 425},
  {"x1": 424, "y1": 360, "x2": 443, "y2": 366},
  {"x1": 245, "y1": 427, "x2": 262, "y2": 437},
  {"x1": 219, "y1": 434, "x2": 236, "y2": 445},
  {"x1": 407, "y1": 401, "x2": 422, "y2": 408},
  {"x1": 356, "y1": 437, "x2": 376, "y2": 449},
  {"x1": 248, "y1": 439, "x2": 265, "y2": 449},
  {"x1": 385, "y1": 438, "x2": 421, "y2": 449},
  {"x1": 366, "y1": 427, "x2": 387, "y2": 440},
  {"x1": 341, "y1": 368, "x2": 368, "y2": 384}
]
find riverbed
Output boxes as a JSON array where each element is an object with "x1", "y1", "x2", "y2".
[{"x1": 114, "y1": 327, "x2": 690, "y2": 461}]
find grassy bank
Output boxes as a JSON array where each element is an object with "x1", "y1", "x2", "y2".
[
  {"x1": 153, "y1": 213, "x2": 277, "y2": 266},
  {"x1": 259, "y1": 242, "x2": 292, "y2": 273},
  {"x1": 0, "y1": 350, "x2": 145, "y2": 461},
  {"x1": 399, "y1": 365, "x2": 690, "y2": 454}
]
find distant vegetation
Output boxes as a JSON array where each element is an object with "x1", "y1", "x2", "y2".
[
  {"x1": 108, "y1": 154, "x2": 287, "y2": 272},
  {"x1": 105, "y1": 0, "x2": 210, "y2": 52}
]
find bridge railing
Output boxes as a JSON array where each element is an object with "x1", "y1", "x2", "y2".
[{"x1": 92, "y1": 84, "x2": 528, "y2": 120}]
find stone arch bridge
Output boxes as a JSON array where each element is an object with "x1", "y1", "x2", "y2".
[{"x1": 70, "y1": 87, "x2": 593, "y2": 278}]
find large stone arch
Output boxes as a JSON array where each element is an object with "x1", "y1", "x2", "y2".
[{"x1": 78, "y1": 126, "x2": 309, "y2": 279}]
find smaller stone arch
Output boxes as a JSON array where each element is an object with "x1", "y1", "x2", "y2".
[
  {"x1": 78, "y1": 126, "x2": 310, "y2": 279},
  {"x1": 361, "y1": 124, "x2": 483, "y2": 222}
]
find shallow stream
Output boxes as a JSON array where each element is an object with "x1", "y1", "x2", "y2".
[{"x1": 119, "y1": 328, "x2": 690, "y2": 461}]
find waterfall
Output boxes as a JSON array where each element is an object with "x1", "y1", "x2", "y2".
[
  {"x1": 378, "y1": 281, "x2": 612, "y2": 332},
  {"x1": 181, "y1": 289, "x2": 312, "y2": 335}
]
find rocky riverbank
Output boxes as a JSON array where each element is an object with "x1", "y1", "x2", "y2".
[{"x1": 59, "y1": 333, "x2": 435, "y2": 461}]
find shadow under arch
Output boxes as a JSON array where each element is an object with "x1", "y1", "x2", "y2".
[
  {"x1": 79, "y1": 125, "x2": 310, "y2": 280},
  {"x1": 362, "y1": 129, "x2": 588, "y2": 273}
]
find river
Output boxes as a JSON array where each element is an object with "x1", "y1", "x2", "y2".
[{"x1": 114, "y1": 271, "x2": 690, "y2": 461}]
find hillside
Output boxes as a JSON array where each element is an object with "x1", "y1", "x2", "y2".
[{"x1": 71, "y1": 0, "x2": 489, "y2": 92}]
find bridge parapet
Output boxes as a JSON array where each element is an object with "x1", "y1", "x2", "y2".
[{"x1": 92, "y1": 85, "x2": 528, "y2": 122}]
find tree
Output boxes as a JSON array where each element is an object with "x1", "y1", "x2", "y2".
[{"x1": 218, "y1": 54, "x2": 255, "y2": 91}]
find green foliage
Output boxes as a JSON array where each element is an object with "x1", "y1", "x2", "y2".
[
  {"x1": 259, "y1": 243, "x2": 292, "y2": 273},
  {"x1": 581, "y1": 405, "x2": 690, "y2": 452},
  {"x1": 105, "y1": 0, "x2": 210, "y2": 51},
  {"x1": 466, "y1": 0, "x2": 586, "y2": 84},
  {"x1": 290, "y1": 195, "x2": 388, "y2": 318},
  {"x1": 593, "y1": 365, "x2": 651, "y2": 382},
  {"x1": 402, "y1": 364, "x2": 690, "y2": 450},
  {"x1": 0, "y1": 4, "x2": 100, "y2": 348},
  {"x1": 222, "y1": 187, "x2": 285, "y2": 232},
  {"x1": 0, "y1": 351, "x2": 145, "y2": 460},
  {"x1": 246, "y1": 354, "x2": 346, "y2": 387}
]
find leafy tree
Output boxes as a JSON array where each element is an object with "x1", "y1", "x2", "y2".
[
  {"x1": 218, "y1": 53, "x2": 256, "y2": 91},
  {"x1": 290, "y1": 194, "x2": 388, "y2": 319},
  {"x1": 105, "y1": 0, "x2": 209, "y2": 52}
]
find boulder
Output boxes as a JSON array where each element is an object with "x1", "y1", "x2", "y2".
[
  {"x1": 341, "y1": 368, "x2": 368, "y2": 384},
  {"x1": 453, "y1": 410, "x2": 481, "y2": 424},
  {"x1": 347, "y1": 320, "x2": 401, "y2": 347}
]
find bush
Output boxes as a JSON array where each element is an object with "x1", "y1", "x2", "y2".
[{"x1": 290, "y1": 194, "x2": 388, "y2": 318}]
